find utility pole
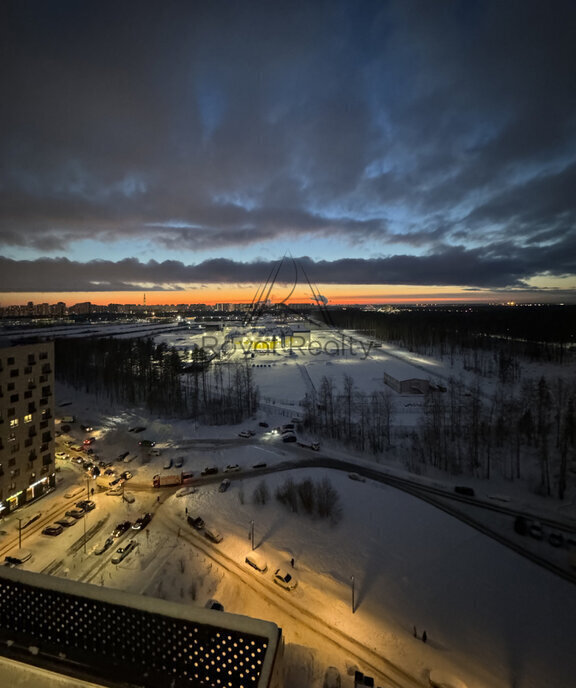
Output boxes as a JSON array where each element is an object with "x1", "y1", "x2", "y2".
[
  {"x1": 351, "y1": 575, "x2": 355, "y2": 614},
  {"x1": 250, "y1": 520, "x2": 255, "y2": 550},
  {"x1": 18, "y1": 518, "x2": 22, "y2": 549}
]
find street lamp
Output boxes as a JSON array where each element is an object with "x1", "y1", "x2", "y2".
[
  {"x1": 250, "y1": 520, "x2": 255, "y2": 550},
  {"x1": 351, "y1": 575, "x2": 355, "y2": 614},
  {"x1": 17, "y1": 518, "x2": 22, "y2": 549}
]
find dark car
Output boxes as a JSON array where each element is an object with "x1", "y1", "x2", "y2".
[
  {"x1": 55, "y1": 517, "x2": 77, "y2": 528},
  {"x1": 42, "y1": 525, "x2": 63, "y2": 536},
  {"x1": 83, "y1": 437, "x2": 96, "y2": 445},
  {"x1": 76, "y1": 500, "x2": 96, "y2": 512},
  {"x1": 129, "y1": 426, "x2": 146, "y2": 433},
  {"x1": 187, "y1": 515, "x2": 204, "y2": 530},
  {"x1": 132, "y1": 513, "x2": 152, "y2": 530},
  {"x1": 94, "y1": 536, "x2": 114, "y2": 555},
  {"x1": 258, "y1": 422, "x2": 269, "y2": 428},
  {"x1": 113, "y1": 521, "x2": 132, "y2": 538},
  {"x1": 201, "y1": 466, "x2": 218, "y2": 476},
  {"x1": 65, "y1": 509, "x2": 85, "y2": 520},
  {"x1": 138, "y1": 439, "x2": 156, "y2": 447},
  {"x1": 219, "y1": 479, "x2": 231, "y2": 493},
  {"x1": 120, "y1": 471, "x2": 133, "y2": 481},
  {"x1": 117, "y1": 451, "x2": 129, "y2": 461}
]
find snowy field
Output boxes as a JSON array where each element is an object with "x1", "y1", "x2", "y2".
[{"x1": 3, "y1": 320, "x2": 576, "y2": 688}]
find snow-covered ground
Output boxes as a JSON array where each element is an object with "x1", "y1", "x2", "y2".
[{"x1": 3, "y1": 322, "x2": 576, "y2": 688}]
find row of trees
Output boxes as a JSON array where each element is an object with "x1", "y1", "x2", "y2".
[
  {"x1": 55, "y1": 337, "x2": 258, "y2": 424},
  {"x1": 302, "y1": 375, "x2": 394, "y2": 454},
  {"x1": 301, "y1": 372, "x2": 576, "y2": 500},
  {"x1": 251, "y1": 477, "x2": 342, "y2": 523}
]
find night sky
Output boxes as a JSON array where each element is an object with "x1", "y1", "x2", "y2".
[{"x1": 1, "y1": 0, "x2": 575, "y2": 305}]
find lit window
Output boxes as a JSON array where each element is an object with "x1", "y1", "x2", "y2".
[
  {"x1": 24, "y1": 414, "x2": 33, "y2": 424},
  {"x1": 9, "y1": 418, "x2": 19, "y2": 428}
]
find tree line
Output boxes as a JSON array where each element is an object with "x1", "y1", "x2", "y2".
[
  {"x1": 301, "y1": 371, "x2": 576, "y2": 500},
  {"x1": 328, "y1": 305, "x2": 575, "y2": 364},
  {"x1": 54, "y1": 337, "x2": 258, "y2": 424}
]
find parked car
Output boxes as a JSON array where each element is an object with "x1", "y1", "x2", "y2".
[
  {"x1": 245, "y1": 552, "x2": 267, "y2": 572},
  {"x1": 55, "y1": 517, "x2": 77, "y2": 528},
  {"x1": 201, "y1": 466, "x2": 218, "y2": 476},
  {"x1": 117, "y1": 451, "x2": 129, "y2": 461},
  {"x1": 107, "y1": 486, "x2": 124, "y2": 496},
  {"x1": 109, "y1": 477, "x2": 124, "y2": 487},
  {"x1": 176, "y1": 487, "x2": 196, "y2": 498},
  {"x1": 112, "y1": 521, "x2": 132, "y2": 537},
  {"x1": 238, "y1": 431, "x2": 251, "y2": 438},
  {"x1": 258, "y1": 422, "x2": 269, "y2": 428},
  {"x1": 83, "y1": 437, "x2": 96, "y2": 445},
  {"x1": 187, "y1": 515, "x2": 204, "y2": 530},
  {"x1": 42, "y1": 525, "x2": 63, "y2": 536},
  {"x1": 139, "y1": 439, "x2": 156, "y2": 447},
  {"x1": 282, "y1": 433, "x2": 297, "y2": 443},
  {"x1": 76, "y1": 499, "x2": 96, "y2": 511},
  {"x1": 104, "y1": 468, "x2": 115, "y2": 476},
  {"x1": 120, "y1": 471, "x2": 133, "y2": 480},
  {"x1": 323, "y1": 666, "x2": 341, "y2": 688},
  {"x1": 253, "y1": 462, "x2": 267, "y2": 469},
  {"x1": 273, "y1": 568, "x2": 297, "y2": 590},
  {"x1": 65, "y1": 509, "x2": 85, "y2": 520},
  {"x1": 132, "y1": 513, "x2": 152, "y2": 530},
  {"x1": 224, "y1": 464, "x2": 240, "y2": 472},
  {"x1": 219, "y1": 479, "x2": 231, "y2": 493},
  {"x1": 204, "y1": 528, "x2": 223, "y2": 544},
  {"x1": 111, "y1": 540, "x2": 137, "y2": 564},
  {"x1": 174, "y1": 456, "x2": 184, "y2": 468},
  {"x1": 348, "y1": 472, "x2": 366, "y2": 482},
  {"x1": 128, "y1": 426, "x2": 146, "y2": 433},
  {"x1": 163, "y1": 458, "x2": 173, "y2": 470},
  {"x1": 205, "y1": 599, "x2": 224, "y2": 611},
  {"x1": 4, "y1": 549, "x2": 33, "y2": 566},
  {"x1": 94, "y1": 536, "x2": 115, "y2": 555}
]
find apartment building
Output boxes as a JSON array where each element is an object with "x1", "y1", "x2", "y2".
[{"x1": 0, "y1": 341, "x2": 56, "y2": 517}]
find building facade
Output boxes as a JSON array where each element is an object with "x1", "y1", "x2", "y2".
[{"x1": 0, "y1": 341, "x2": 56, "y2": 517}]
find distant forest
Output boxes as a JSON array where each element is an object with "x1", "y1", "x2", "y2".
[
  {"x1": 54, "y1": 337, "x2": 258, "y2": 424},
  {"x1": 328, "y1": 305, "x2": 575, "y2": 363},
  {"x1": 302, "y1": 306, "x2": 576, "y2": 500}
]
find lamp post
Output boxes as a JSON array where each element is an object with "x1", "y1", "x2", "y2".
[
  {"x1": 250, "y1": 520, "x2": 255, "y2": 550},
  {"x1": 17, "y1": 518, "x2": 22, "y2": 549},
  {"x1": 351, "y1": 575, "x2": 355, "y2": 614}
]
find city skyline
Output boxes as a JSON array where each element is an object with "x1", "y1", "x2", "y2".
[{"x1": 1, "y1": 1, "x2": 575, "y2": 305}]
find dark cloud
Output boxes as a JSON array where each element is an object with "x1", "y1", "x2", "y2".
[
  {"x1": 0, "y1": 0, "x2": 575, "y2": 297},
  {"x1": 2, "y1": 235, "x2": 575, "y2": 294}
]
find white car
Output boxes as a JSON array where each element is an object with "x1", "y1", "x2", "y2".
[
  {"x1": 224, "y1": 464, "x2": 240, "y2": 472},
  {"x1": 238, "y1": 431, "x2": 251, "y2": 438},
  {"x1": 111, "y1": 540, "x2": 137, "y2": 564},
  {"x1": 245, "y1": 552, "x2": 267, "y2": 572},
  {"x1": 273, "y1": 568, "x2": 297, "y2": 590}
]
